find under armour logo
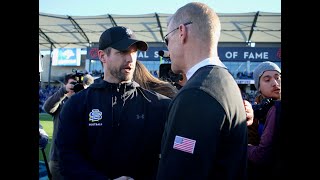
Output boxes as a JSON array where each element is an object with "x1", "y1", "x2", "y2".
[{"x1": 136, "y1": 114, "x2": 144, "y2": 119}]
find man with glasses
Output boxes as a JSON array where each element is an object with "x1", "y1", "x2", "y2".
[{"x1": 157, "y1": 2, "x2": 248, "y2": 179}]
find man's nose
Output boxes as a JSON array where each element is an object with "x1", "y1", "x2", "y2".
[
  {"x1": 126, "y1": 52, "x2": 136, "y2": 62},
  {"x1": 272, "y1": 78, "x2": 280, "y2": 86}
]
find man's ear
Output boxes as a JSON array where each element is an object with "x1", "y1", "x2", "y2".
[
  {"x1": 179, "y1": 24, "x2": 188, "y2": 44},
  {"x1": 98, "y1": 50, "x2": 107, "y2": 63}
]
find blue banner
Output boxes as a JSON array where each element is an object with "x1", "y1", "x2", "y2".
[
  {"x1": 87, "y1": 47, "x2": 165, "y2": 61},
  {"x1": 218, "y1": 47, "x2": 281, "y2": 62},
  {"x1": 52, "y1": 48, "x2": 81, "y2": 66},
  {"x1": 87, "y1": 46, "x2": 281, "y2": 62}
]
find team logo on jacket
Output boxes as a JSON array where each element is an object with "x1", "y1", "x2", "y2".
[{"x1": 89, "y1": 109, "x2": 102, "y2": 126}]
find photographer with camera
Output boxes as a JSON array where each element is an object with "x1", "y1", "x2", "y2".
[
  {"x1": 247, "y1": 61, "x2": 282, "y2": 179},
  {"x1": 43, "y1": 73, "x2": 94, "y2": 180}
]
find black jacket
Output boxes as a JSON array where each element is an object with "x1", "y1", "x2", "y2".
[
  {"x1": 56, "y1": 80, "x2": 171, "y2": 180},
  {"x1": 157, "y1": 65, "x2": 248, "y2": 180}
]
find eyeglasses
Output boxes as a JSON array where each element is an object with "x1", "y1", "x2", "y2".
[{"x1": 164, "y1": 21, "x2": 193, "y2": 46}]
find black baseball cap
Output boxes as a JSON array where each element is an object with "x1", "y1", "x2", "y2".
[{"x1": 98, "y1": 26, "x2": 148, "y2": 51}]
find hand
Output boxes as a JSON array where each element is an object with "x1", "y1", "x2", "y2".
[
  {"x1": 39, "y1": 129, "x2": 49, "y2": 149},
  {"x1": 243, "y1": 100, "x2": 254, "y2": 126},
  {"x1": 65, "y1": 80, "x2": 77, "y2": 93},
  {"x1": 252, "y1": 98, "x2": 274, "y2": 119}
]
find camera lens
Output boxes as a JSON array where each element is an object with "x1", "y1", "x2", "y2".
[{"x1": 73, "y1": 83, "x2": 84, "y2": 93}]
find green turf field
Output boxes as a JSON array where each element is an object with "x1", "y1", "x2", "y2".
[{"x1": 39, "y1": 113, "x2": 53, "y2": 161}]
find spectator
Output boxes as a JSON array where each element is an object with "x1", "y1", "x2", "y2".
[{"x1": 247, "y1": 61, "x2": 282, "y2": 179}]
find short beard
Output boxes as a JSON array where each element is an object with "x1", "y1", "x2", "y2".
[{"x1": 110, "y1": 68, "x2": 133, "y2": 82}]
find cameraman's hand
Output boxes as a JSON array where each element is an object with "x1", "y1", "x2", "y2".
[
  {"x1": 39, "y1": 129, "x2": 49, "y2": 149},
  {"x1": 244, "y1": 100, "x2": 254, "y2": 126},
  {"x1": 65, "y1": 80, "x2": 76, "y2": 93}
]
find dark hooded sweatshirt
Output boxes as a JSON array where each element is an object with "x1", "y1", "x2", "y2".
[{"x1": 55, "y1": 80, "x2": 171, "y2": 180}]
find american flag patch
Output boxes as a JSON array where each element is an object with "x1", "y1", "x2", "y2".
[{"x1": 173, "y1": 135, "x2": 196, "y2": 154}]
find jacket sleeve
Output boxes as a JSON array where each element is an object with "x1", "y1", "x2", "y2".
[
  {"x1": 42, "y1": 86, "x2": 67, "y2": 115},
  {"x1": 247, "y1": 105, "x2": 277, "y2": 165},
  {"x1": 157, "y1": 89, "x2": 225, "y2": 179},
  {"x1": 55, "y1": 94, "x2": 108, "y2": 180}
]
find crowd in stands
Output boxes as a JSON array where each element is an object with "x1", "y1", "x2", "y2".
[
  {"x1": 39, "y1": 84, "x2": 59, "y2": 113},
  {"x1": 242, "y1": 90, "x2": 256, "y2": 104},
  {"x1": 91, "y1": 69, "x2": 103, "y2": 77},
  {"x1": 236, "y1": 71, "x2": 254, "y2": 79}
]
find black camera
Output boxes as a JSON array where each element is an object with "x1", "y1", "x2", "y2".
[
  {"x1": 70, "y1": 69, "x2": 85, "y2": 93},
  {"x1": 159, "y1": 64, "x2": 184, "y2": 89},
  {"x1": 252, "y1": 98, "x2": 274, "y2": 120},
  {"x1": 158, "y1": 51, "x2": 184, "y2": 86},
  {"x1": 70, "y1": 81, "x2": 84, "y2": 93}
]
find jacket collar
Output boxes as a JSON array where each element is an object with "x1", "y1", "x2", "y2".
[{"x1": 90, "y1": 79, "x2": 140, "y2": 93}]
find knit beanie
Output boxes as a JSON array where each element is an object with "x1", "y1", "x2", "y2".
[{"x1": 253, "y1": 61, "x2": 281, "y2": 90}]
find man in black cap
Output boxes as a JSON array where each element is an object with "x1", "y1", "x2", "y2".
[{"x1": 55, "y1": 26, "x2": 171, "y2": 180}]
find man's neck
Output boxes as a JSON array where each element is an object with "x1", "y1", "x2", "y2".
[{"x1": 103, "y1": 77, "x2": 131, "y2": 84}]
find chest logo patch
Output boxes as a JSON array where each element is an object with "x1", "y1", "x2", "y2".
[{"x1": 89, "y1": 109, "x2": 102, "y2": 122}]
